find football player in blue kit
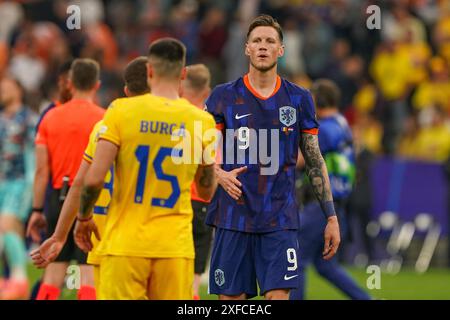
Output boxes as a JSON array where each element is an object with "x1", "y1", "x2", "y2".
[
  {"x1": 290, "y1": 79, "x2": 371, "y2": 300},
  {"x1": 205, "y1": 15, "x2": 341, "y2": 300}
]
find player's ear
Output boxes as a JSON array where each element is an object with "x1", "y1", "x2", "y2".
[
  {"x1": 278, "y1": 44, "x2": 285, "y2": 58},
  {"x1": 245, "y1": 42, "x2": 250, "y2": 57},
  {"x1": 124, "y1": 86, "x2": 130, "y2": 97},
  {"x1": 67, "y1": 78, "x2": 75, "y2": 92},
  {"x1": 147, "y1": 63, "x2": 153, "y2": 79},
  {"x1": 94, "y1": 80, "x2": 101, "y2": 91},
  {"x1": 180, "y1": 67, "x2": 187, "y2": 80}
]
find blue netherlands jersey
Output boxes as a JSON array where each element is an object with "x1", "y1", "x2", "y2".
[
  {"x1": 318, "y1": 113, "x2": 355, "y2": 200},
  {"x1": 205, "y1": 74, "x2": 319, "y2": 233}
]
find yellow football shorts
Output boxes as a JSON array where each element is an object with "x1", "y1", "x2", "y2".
[
  {"x1": 93, "y1": 264, "x2": 100, "y2": 289},
  {"x1": 98, "y1": 255, "x2": 194, "y2": 300}
]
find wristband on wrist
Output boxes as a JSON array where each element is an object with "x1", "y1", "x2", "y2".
[
  {"x1": 32, "y1": 207, "x2": 44, "y2": 213},
  {"x1": 77, "y1": 215, "x2": 93, "y2": 222},
  {"x1": 323, "y1": 201, "x2": 336, "y2": 219}
]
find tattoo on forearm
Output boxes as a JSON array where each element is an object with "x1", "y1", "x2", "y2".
[
  {"x1": 79, "y1": 185, "x2": 102, "y2": 218},
  {"x1": 300, "y1": 133, "x2": 333, "y2": 203},
  {"x1": 199, "y1": 166, "x2": 214, "y2": 188}
]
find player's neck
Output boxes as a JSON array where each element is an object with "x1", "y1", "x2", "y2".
[
  {"x1": 182, "y1": 91, "x2": 203, "y2": 109},
  {"x1": 71, "y1": 90, "x2": 95, "y2": 102},
  {"x1": 150, "y1": 80, "x2": 180, "y2": 100},
  {"x1": 247, "y1": 67, "x2": 279, "y2": 98}
]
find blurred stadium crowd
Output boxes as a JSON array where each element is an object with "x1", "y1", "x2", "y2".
[
  {"x1": 0, "y1": 0, "x2": 449, "y2": 267},
  {"x1": 1, "y1": 0, "x2": 449, "y2": 161}
]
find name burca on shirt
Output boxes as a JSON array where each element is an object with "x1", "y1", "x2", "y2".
[{"x1": 139, "y1": 120, "x2": 186, "y2": 136}]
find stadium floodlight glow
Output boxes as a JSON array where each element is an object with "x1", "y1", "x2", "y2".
[
  {"x1": 366, "y1": 221, "x2": 381, "y2": 238},
  {"x1": 415, "y1": 217, "x2": 441, "y2": 274},
  {"x1": 397, "y1": 222, "x2": 416, "y2": 251},
  {"x1": 379, "y1": 211, "x2": 398, "y2": 230},
  {"x1": 380, "y1": 258, "x2": 402, "y2": 275},
  {"x1": 414, "y1": 213, "x2": 433, "y2": 232},
  {"x1": 354, "y1": 253, "x2": 369, "y2": 268}
]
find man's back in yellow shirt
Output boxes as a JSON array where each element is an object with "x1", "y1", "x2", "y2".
[{"x1": 98, "y1": 93, "x2": 216, "y2": 259}]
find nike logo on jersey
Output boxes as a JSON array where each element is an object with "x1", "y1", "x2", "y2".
[
  {"x1": 235, "y1": 113, "x2": 252, "y2": 120},
  {"x1": 284, "y1": 274, "x2": 298, "y2": 281}
]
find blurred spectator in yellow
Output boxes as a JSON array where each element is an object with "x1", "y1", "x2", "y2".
[
  {"x1": 399, "y1": 105, "x2": 450, "y2": 162},
  {"x1": 401, "y1": 32, "x2": 432, "y2": 86},
  {"x1": 382, "y1": 3, "x2": 427, "y2": 43},
  {"x1": 433, "y1": 2, "x2": 450, "y2": 65},
  {"x1": 412, "y1": 56, "x2": 450, "y2": 113},
  {"x1": 370, "y1": 40, "x2": 412, "y2": 155},
  {"x1": 370, "y1": 41, "x2": 412, "y2": 102},
  {"x1": 398, "y1": 111, "x2": 421, "y2": 159}
]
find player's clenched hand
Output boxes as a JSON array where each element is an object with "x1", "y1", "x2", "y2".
[
  {"x1": 323, "y1": 215, "x2": 340, "y2": 260},
  {"x1": 216, "y1": 166, "x2": 247, "y2": 200},
  {"x1": 26, "y1": 211, "x2": 48, "y2": 243},
  {"x1": 30, "y1": 236, "x2": 64, "y2": 268},
  {"x1": 74, "y1": 217, "x2": 100, "y2": 253}
]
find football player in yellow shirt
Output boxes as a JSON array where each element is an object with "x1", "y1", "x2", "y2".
[
  {"x1": 74, "y1": 38, "x2": 217, "y2": 300},
  {"x1": 30, "y1": 57, "x2": 150, "y2": 296}
]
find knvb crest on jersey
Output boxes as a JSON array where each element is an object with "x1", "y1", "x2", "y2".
[{"x1": 279, "y1": 106, "x2": 296, "y2": 127}]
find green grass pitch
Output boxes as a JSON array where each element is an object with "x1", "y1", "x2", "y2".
[{"x1": 25, "y1": 264, "x2": 450, "y2": 300}]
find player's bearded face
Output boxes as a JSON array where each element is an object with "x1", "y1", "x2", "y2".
[{"x1": 246, "y1": 26, "x2": 284, "y2": 73}]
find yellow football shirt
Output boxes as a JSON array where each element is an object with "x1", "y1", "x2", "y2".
[
  {"x1": 97, "y1": 93, "x2": 216, "y2": 259},
  {"x1": 82, "y1": 120, "x2": 114, "y2": 265}
]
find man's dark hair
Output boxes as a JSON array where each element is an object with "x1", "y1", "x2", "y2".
[
  {"x1": 247, "y1": 14, "x2": 283, "y2": 42},
  {"x1": 58, "y1": 59, "x2": 74, "y2": 76},
  {"x1": 124, "y1": 56, "x2": 150, "y2": 95},
  {"x1": 311, "y1": 79, "x2": 341, "y2": 109},
  {"x1": 70, "y1": 58, "x2": 100, "y2": 91},
  {"x1": 148, "y1": 38, "x2": 186, "y2": 79}
]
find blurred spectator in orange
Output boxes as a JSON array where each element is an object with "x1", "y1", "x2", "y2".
[{"x1": 198, "y1": 7, "x2": 228, "y2": 86}]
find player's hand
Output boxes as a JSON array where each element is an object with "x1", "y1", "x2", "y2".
[
  {"x1": 26, "y1": 211, "x2": 48, "y2": 243},
  {"x1": 323, "y1": 215, "x2": 340, "y2": 260},
  {"x1": 217, "y1": 166, "x2": 247, "y2": 200},
  {"x1": 73, "y1": 216, "x2": 100, "y2": 253},
  {"x1": 30, "y1": 236, "x2": 65, "y2": 268}
]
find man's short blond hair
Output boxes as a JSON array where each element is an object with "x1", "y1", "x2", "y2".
[{"x1": 185, "y1": 64, "x2": 211, "y2": 91}]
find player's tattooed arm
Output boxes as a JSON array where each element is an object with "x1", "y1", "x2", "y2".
[
  {"x1": 195, "y1": 164, "x2": 217, "y2": 201},
  {"x1": 79, "y1": 185, "x2": 102, "y2": 218},
  {"x1": 299, "y1": 133, "x2": 334, "y2": 213},
  {"x1": 300, "y1": 132, "x2": 340, "y2": 259}
]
